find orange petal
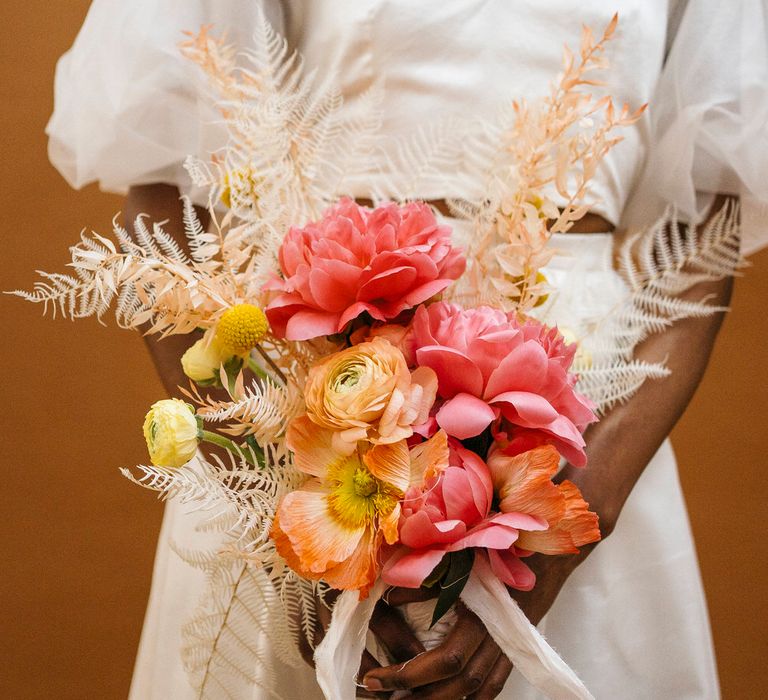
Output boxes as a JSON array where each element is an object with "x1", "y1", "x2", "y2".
[
  {"x1": 408, "y1": 429, "x2": 450, "y2": 488},
  {"x1": 379, "y1": 502, "x2": 401, "y2": 545},
  {"x1": 275, "y1": 484, "x2": 365, "y2": 574},
  {"x1": 323, "y1": 528, "x2": 381, "y2": 598},
  {"x1": 517, "y1": 480, "x2": 601, "y2": 555},
  {"x1": 487, "y1": 445, "x2": 565, "y2": 524},
  {"x1": 409, "y1": 366, "x2": 438, "y2": 425},
  {"x1": 364, "y1": 440, "x2": 410, "y2": 493},
  {"x1": 286, "y1": 415, "x2": 339, "y2": 477}
]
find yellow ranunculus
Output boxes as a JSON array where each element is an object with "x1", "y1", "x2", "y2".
[
  {"x1": 142, "y1": 399, "x2": 199, "y2": 467},
  {"x1": 181, "y1": 332, "x2": 230, "y2": 382},
  {"x1": 303, "y1": 337, "x2": 437, "y2": 451}
]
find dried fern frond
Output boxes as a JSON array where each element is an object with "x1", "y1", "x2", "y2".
[
  {"x1": 449, "y1": 14, "x2": 645, "y2": 312},
  {"x1": 181, "y1": 558, "x2": 305, "y2": 700},
  {"x1": 575, "y1": 205, "x2": 745, "y2": 413}
]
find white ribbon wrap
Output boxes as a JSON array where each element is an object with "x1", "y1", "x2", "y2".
[
  {"x1": 314, "y1": 579, "x2": 387, "y2": 699},
  {"x1": 314, "y1": 560, "x2": 593, "y2": 700},
  {"x1": 460, "y1": 557, "x2": 594, "y2": 700}
]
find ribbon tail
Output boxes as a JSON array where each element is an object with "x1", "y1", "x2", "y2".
[
  {"x1": 460, "y1": 557, "x2": 594, "y2": 700},
  {"x1": 314, "y1": 579, "x2": 387, "y2": 700}
]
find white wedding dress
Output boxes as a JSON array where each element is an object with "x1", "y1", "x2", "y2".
[{"x1": 47, "y1": 1, "x2": 768, "y2": 698}]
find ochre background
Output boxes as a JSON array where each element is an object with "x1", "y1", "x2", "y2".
[{"x1": 1, "y1": 2, "x2": 766, "y2": 699}]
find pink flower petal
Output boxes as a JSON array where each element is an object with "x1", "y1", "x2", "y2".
[
  {"x1": 285, "y1": 309, "x2": 341, "y2": 341},
  {"x1": 382, "y1": 548, "x2": 448, "y2": 588},
  {"x1": 490, "y1": 391, "x2": 559, "y2": 425},
  {"x1": 415, "y1": 346, "x2": 484, "y2": 399},
  {"x1": 487, "y1": 549, "x2": 536, "y2": 591},
  {"x1": 358, "y1": 265, "x2": 418, "y2": 302},
  {"x1": 450, "y1": 522, "x2": 520, "y2": 551},
  {"x1": 435, "y1": 393, "x2": 498, "y2": 440},
  {"x1": 484, "y1": 341, "x2": 549, "y2": 398},
  {"x1": 399, "y1": 510, "x2": 466, "y2": 548}
]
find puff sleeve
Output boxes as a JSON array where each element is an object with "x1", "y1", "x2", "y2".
[
  {"x1": 46, "y1": 0, "x2": 284, "y2": 197},
  {"x1": 625, "y1": 0, "x2": 768, "y2": 255}
]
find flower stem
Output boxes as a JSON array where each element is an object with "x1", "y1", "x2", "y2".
[
  {"x1": 247, "y1": 355, "x2": 269, "y2": 381},
  {"x1": 255, "y1": 344, "x2": 287, "y2": 384},
  {"x1": 199, "y1": 429, "x2": 263, "y2": 468}
]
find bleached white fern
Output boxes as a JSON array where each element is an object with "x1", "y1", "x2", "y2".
[
  {"x1": 197, "y1": 378, "x2": 303, "y2": 446},
  {"x1": 576, "y1": 203, "x2": 745, "y2": 413}
]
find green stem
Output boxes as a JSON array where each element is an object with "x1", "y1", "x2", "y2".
[
  {"x1": 199, "y1": 430, "x2": 263, "y2": 468},
  {"x1": 247, "y1": 356, "x2": 269, "y2": 381}
]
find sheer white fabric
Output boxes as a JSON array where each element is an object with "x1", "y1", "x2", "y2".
[
  {"x1": 47, "y1": 0, "x2": 284, "y2": 195},
  {"x1": 626, "y1": 0, "x2": 768, "y2": 254}
]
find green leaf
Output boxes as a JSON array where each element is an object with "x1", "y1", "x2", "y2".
[
  {"x1": 422, "y1": 553, "x2": 450, "y2": 588},
  {"x1": 430, "y1": 549, "x2": 475, "y2": 627}
]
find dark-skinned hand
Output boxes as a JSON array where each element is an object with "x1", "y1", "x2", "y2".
[{"x1": 360, "y1": 553, "x2": 581, "y2": 699}]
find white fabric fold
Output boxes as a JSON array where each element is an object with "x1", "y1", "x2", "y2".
[
  {"x1": 314, "y1": 579, "x2": 387, "y2": 700},
  {"x1": 460, "y1": 557, "x2": 594, "y2": 700}
]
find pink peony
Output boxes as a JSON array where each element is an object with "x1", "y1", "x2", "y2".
[
  {"x1": 264, "y1": 198, "x2": 465, "y2": 340},
  {"x1": 382, "y1": 442, "x2": 547, "y2": 591},
  {"x1": 411, "y1": 302, "x2": 596, "y2": 466}
]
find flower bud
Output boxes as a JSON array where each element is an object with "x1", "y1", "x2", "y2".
[
  {"x1": 142, "y1": 399, "x2": 199, "y2": 467},
  {"x1": 181, "y1": 333, "x2": 230, "y2": 382}
]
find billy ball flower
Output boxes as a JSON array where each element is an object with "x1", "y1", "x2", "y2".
[
  {"x1": 215, "y1": 303, "x2": 269, "y2": 356},
  {"x1": 142, "y1": 399, "x2": 199, "y2": 467}
]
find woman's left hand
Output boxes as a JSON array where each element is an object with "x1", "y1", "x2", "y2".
[{"x1": 362, "y1": 554, "x2": 575, "y2": 699}]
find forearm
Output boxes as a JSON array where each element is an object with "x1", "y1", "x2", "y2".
[
  {"x1": 563, "y1": 272, "x2": 733, "y2": 539},
  {"x1": 123, "y1": 184, "x2": 210, "y2": 396}
]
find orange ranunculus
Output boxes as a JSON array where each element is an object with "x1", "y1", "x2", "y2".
[
  {"x1": 271, "y1": 416, "x2": 449, "y2": 597},
  {"x1": 486, "y1": 444, "x2": 601, "y2": 555},
  {"x1": 303, "y1": 337, "x2": 437, "y2": 453}
]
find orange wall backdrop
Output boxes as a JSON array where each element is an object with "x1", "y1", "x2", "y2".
[{"x1": 1, "y1": 3, "x2": 766, "y2": 699}]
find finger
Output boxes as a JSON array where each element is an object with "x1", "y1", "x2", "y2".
[
  {"x1": 363, "y1": 604, "x2": 487, "y2": 692},
  {"x1": 383, "y1": 586, "x2": 439, "y2": 607},
  {"x1": 409, "y1": 634, "x2": 501, "y2": 699},
  {"x1": 470, "y1": 654, "x2": 513, "y2": 700},
  {"x1": 369, "y1": 600, "x2": 426, "y2": 663},
  {"x1": 356, "y1": 650, "x2": 387, "y2": 698}
]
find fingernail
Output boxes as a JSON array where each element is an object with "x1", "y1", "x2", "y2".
[{"x1": 363, "y1": 677, "x2": 383, "y2": 691}]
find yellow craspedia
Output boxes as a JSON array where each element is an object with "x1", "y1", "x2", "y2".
[
  {"x1": 142, "y1": 398, "x2": 199, "y2": 468},
  {"x1": 215, "y1": 303, "x2": 269, "y2": 355}
]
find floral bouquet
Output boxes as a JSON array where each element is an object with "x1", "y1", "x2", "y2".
[{"x1": 12, "y1": 12, "x2": 743, "y2": 700}]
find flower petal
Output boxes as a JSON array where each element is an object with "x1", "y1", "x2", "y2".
[
  {"x1": 382, "y1": 548, "x2": 448, "y2": 588},
  {"x1": 323, "y1": 527, "x2": 381, "y2": 597},
  {"x1": 487, "y1": 549, "x2": 536, "y2": 591},
  {"x1": 364, "y1": 440, "x2": 411, "y2": 493},
  {"x1": 436, "y1": 393, "x2": 497, "y2": 440},
  {"x1": 275, "y1": 487, "x2": 365, "y2": 573},
  {"x1": 516, "y1": 481, "x2": 601, "y2": 555},
  {"x1": 408, "y1": 429, "x2": 450, "y2": 489},
  {"x1": 286, "y1": 415, "x2": 339, "y2": 478},
  {"x1": 487, "y1": 445, "x2": 565, "y2": 523},
  {"x1": 285, "y1": 308, "x2": 341, "y2": 340},
  {"x1": 400, "y1": 509, "x2": 466, "y2": 548},
  {"x1": 490, "y1": 391, "x2": 559, "y2": 425},
  {"x1": 484, "y1": 341, "x2": 550, "y2": 398},
  {"x1": 415, "y1": 346, "x2": 484, "y2": 399}
]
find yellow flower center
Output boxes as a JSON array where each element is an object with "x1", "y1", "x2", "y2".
[
  {"x1": 327, "y1": 455, "x2": 399, "y2": 529},
  {"x1": 215, "y1": 303, "x2": 269, "y2": 355}
]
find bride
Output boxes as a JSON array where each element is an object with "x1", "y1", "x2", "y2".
[{"x1": 47, "y1": 1, "x2": 768, "y2": 698}]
